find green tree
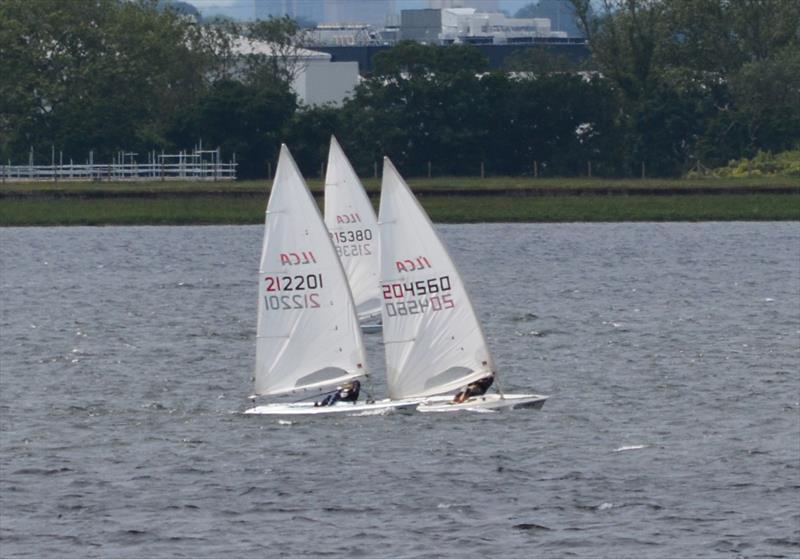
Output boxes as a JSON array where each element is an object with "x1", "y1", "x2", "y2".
[
  {"x1": 344, "y1": 39, "x2": 625, "y2": 177},
  {"x1": 727, "y1": 47, "x2": 800, "y2": 155},
  {"x1": 485, "y1": 73, "x2": 623, "y2": 176},
  {"x1": 570, "y1": 0, "x2": 800, "y2": 174},
  {"x1": 345, "y1": 42, "x2": 492, "y2": 175},
  {"x1": 0, "y1": 0, "x2": 229, "y2": 162},
  {"x1": 158, "y1": 1, "x2": 202, "y2": 21},
  {"x1": 371, "y1": 41, "x2": 489, "y2": 80},
  {"x1": 503, "y1": 46, "x2": 578, "y2": 74},
  {"x1": 245, "y1": 16, "x2": 308, "y2": 86},
  {"x1": 662, "y1": 0, "x2": 800, "y2": 160},
  {"x1": 284, "y1": 105, "x2": 343, "y2": 177},
  {"x1": 166, "y1": 79, "x2": 295, "y2": 179},
  {"x1": 661, "y1": 0, "x2": 800, "y2": 73},
  {"x1": 571, "y1": 0, "x2": 667, "y2": 103}
]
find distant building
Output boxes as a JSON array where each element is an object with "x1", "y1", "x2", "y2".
[
  {"x1": 231, "y1": 37, "x2": 359, "y2": 106},
  {"x1": 241, "y1": 1, "x2": 587, "y2": 104},
  {"x1": 307, "y1": 24, "x2": 381, "y2": 46},
  {"x1": 293, "y1": 59, "x2": 360, "y2": 106},
  {"x1": 400, "y1": 9, "x2": 443, "y2": 43},
  {"x1": 401, "y1": 7, "x2": 565, "y2": 44}
]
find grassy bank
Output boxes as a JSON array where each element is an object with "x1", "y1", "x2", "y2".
[{"x1": 2, "y1": 193, "x2": 797, "y2": 226}]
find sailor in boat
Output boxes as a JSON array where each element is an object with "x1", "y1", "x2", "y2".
[
  {"x1": 315, "y1": 379, "x2": 361, "y2": 407},
  {"x1": 452, "y1": 374, "x2": 494, "y2": 404}
]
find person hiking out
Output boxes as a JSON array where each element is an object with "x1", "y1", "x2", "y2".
[
  {"x1": 452, "y1": 374, "x2": 494, "y2": 404},
  {"x1": 315, "y1": 379, "x2": 361, "y2": 407}
]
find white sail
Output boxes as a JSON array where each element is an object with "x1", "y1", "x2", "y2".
[
  {"x1": 254, "y1": 145, "x2": 367, "y2": 397},
  {"x1": 379, "y1": 157, "x2": 494, "y2": 400},
  {"x1": 323, "y1": 136, "x2": 381, "y2": 321}
]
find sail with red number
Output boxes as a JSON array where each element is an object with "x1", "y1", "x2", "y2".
[
  {"x1": 379, "y1": 157, "x2": 495, "y2": 400},
  {"x1": 378, "y1": 157, "x2": 548, "y2": 412},
  {"x1": 252, "y1": 144, "x2": 366, "y2": 398},
  {"x1": 324, "y1": 136, "x2": 381, "y2": 324}
]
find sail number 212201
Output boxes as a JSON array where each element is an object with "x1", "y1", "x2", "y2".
[{"x1": 262, "y1": 273, "x2": 323, "y2": 310}]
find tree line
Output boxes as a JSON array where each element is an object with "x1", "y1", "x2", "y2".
[{"x1": 1, "y1": 0, "x2": 798, "y2": 179}]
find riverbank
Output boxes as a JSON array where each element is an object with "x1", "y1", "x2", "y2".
[{"x1": 2, "y1": 177, "x2": 798, "y2": 225}]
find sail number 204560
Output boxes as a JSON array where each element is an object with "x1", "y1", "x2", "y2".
[
  {"x1": 382, "y1": 276, "x2": 455, "y2": 316},
  {"x1": 382, "y1": 276, "x2": 451, "y2": 299}
]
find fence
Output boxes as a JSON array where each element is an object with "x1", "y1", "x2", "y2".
[{"x1": 2, "y1": 147, "x2": 237, "y2": 182}]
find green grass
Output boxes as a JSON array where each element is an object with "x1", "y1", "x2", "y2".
[
  {"x1": 422, "y1": 194, "x2": 800, "y2": 222},
  {"x1": 2, "y1": 194, "x2": 797, "y2": 226},
  {"x1": 0, "y1": 197, "x2": 264, "y2": 226},
  {"x1": 366, "y1": 174, "x2": 800, "y2": 193}
]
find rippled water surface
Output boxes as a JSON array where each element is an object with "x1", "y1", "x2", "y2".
[{"x1": 1, "y1": 223, "x2": 798, "y2": 558}]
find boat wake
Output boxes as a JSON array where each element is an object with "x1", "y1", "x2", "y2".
[
  {"x1": 613, "y1": 444, "x2": 649, "y2": 452},
  {"x1": 349, "y1": 407, "x2": 394, "y2": 417}
]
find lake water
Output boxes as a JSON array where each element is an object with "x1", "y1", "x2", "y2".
[{"x1": 1, "y1": 223, "x2": 798, "y2": 558}]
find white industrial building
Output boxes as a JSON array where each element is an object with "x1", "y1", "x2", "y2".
[
  {"x1": 231, "y1": 37, "x2": 359, "y2": 107},
  {"x1": 306, "y1": 24, "x2": 381, "y2": 46},
  {"x1": 402, "y1": 7, "x2": 567, "y2": 44},
  {"x1": 292, "y1": 58, "x2": 360, "y2": 107}
]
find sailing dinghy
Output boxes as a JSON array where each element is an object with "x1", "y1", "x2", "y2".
[
  {"x1": 378, "y1": 157, "x2": 548, "y2": 413},
  {"x1": 244, "y1": 146, "x2": 415, "y2": 416},
  {"x1": 324, "y1": 136, "x2": 382, "y2": 333}
]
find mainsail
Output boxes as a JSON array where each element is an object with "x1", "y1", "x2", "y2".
[
  {"x1": 379, "y1": 157, "x2": 494, "y2": 400},
  {"x1": 323, "y1": 136, "x2": 381, "y2": 321},
  {"x1": 254, "y1": 145, "x2": 367, "y2": 397}
]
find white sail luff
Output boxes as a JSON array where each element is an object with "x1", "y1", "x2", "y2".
[
  {"x1": 378, "y1": 157, "x2": 494, "y2": 400},
  {"x1": 254, "y1": 144, "x2": 368, "y2": 397},
  {"x1": 323, "y1": 136, "x2": 382, "y2": 321}
]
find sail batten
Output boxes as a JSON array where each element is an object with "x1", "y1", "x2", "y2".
[{"x1": 254, "y1": 144, "x2": 368, "y2": 398}]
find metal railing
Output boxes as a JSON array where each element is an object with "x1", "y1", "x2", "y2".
[{"x1": 2, "y1": 148, "x2": 237, "y2": 182}]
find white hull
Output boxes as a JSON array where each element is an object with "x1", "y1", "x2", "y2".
[
  {"x1": 244, "y1": 398, "x2": 417, "y2": 416},
  {"x1": 416, "y1": 393, "x2": 548, "y2": 413}
]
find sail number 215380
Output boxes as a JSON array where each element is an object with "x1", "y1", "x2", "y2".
[{"x1": 330, "y1": 229, "x2": 373, "y2": 258}]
